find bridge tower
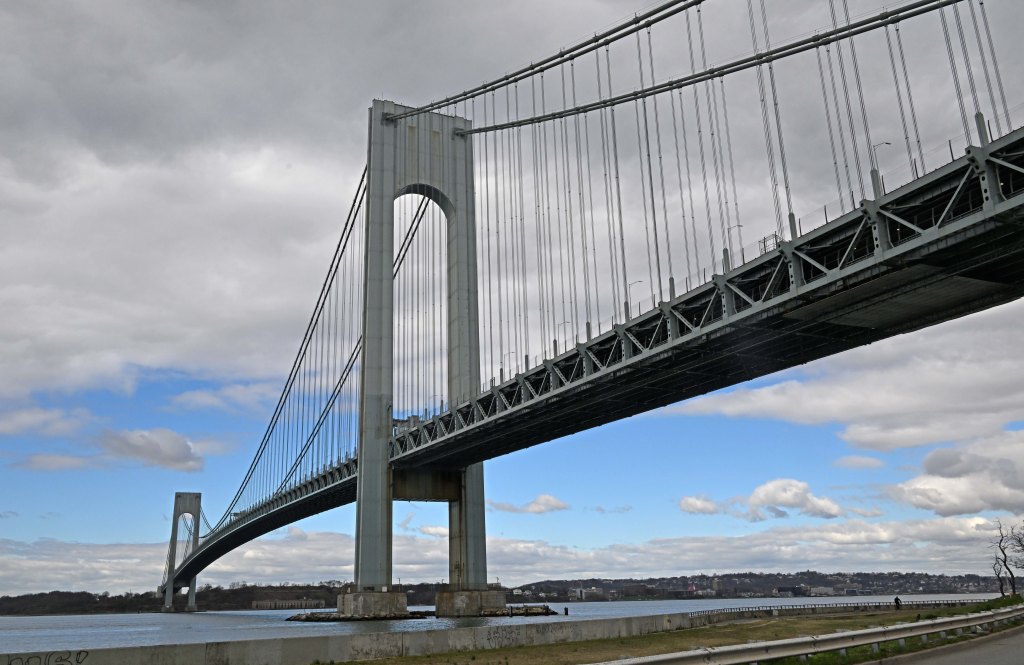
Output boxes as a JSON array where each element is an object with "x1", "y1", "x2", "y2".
[
  {"x1": 339, "y1": 100, "x2": 505, "y2": 618},
  {"x1": 161, "y1": 491, "x2": 201, "y2": 611}
]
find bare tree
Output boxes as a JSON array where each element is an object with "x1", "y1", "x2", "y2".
[
  {"x1": 1008, "y1": 522, "x2": 1024, "y2": 580},
  {"x1": 993, "y1": 556, "x2": 1006, "y2": 597},
  {"x1": 992, "y1": 519, "x2": 1017, "y2": 595}
]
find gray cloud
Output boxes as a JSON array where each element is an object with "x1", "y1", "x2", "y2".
[
  {"x1": 15, "y1": 428, "x2": 227, "y2": 472},
  {"x1": 893, "y1": 430, "x2": 1024, "y2": 516},
  {"x1": 834, "y1": 456, "x2": 885, "y2": 470},
  {"x1": 0, "y1": 515, "x2": 1000, "y2": 595},
  {"x1": 96, "y1": 428, "x2": 220, "y2": 472},
  {"x1": 0, "y1": 511, "x2": 17, "y2": 519}
]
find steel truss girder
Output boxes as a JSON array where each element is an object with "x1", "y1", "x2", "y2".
[{"x1": 389, "y1": 127, "x2": 1024, "y2": 467}]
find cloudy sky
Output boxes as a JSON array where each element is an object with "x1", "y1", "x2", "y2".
[{"x1": 2, "y1": 0, "x2": 1023, "y2": 596}]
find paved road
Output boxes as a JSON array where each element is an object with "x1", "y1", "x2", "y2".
[{"x1": 902, "y1": 626, "x2": 1024, "y2": 664}]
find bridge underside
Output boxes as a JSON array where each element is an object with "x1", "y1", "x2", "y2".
[{"x1": 393, "y1": 215, "x2": 1024, "y2": 470}]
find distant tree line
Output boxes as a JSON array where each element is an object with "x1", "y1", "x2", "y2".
[{"x1": 991, "y1": 518, "x2": 1024, "y2": 596}]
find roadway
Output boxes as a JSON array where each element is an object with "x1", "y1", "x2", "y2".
[{"x1": 902, "y1": 624, "x2": 1024, "y2": 664}]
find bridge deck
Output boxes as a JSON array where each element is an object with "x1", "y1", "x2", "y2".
[{"x1": 169, "y1": 126, "x2": 1024, "y2": 588}]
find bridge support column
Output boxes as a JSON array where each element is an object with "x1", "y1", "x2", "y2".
[
  {"x1": 347, "y1": 100, "x2": 503, "y2": 618},
  {"x1": 161, "y1": 492, "x2": 201, "y2": 612}
]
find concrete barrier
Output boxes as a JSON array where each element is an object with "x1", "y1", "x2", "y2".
[{"x1": 0, "y1": 600, "x2": 978, "y2": 665}]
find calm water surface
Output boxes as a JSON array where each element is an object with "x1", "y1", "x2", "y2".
[{"x1": 0, "y1": 593, "x2": 997, "y2": 653}]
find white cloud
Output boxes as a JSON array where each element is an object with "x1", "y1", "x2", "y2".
[
  {"x1": 487, "y1": 494, "x2": 569, "y2": 514},
  {"x1": 171, "y1": 382, "x2": 279, "y2": 413},
  {"x1": 590, "y1": 505, "x2": 633, "y2": 515},
  {"x1": 19, "y1": 454, "x2": 93, "y2": 471},
  {"x1": 0, "y1": 515, "x2": 1001, "y2": 596},
  {"x1": 834, "y1": 456, "x2": 885, "y2": 470},
  {"x1": 0, "y1": 407, "x2": 92, "y2": 437},
  {"x1": 748, "y1": 479, "x2": 844, "y2": 520},
  {"x1": 670, "y1": 302, "x2": 1024, "y2": 450},
  {"x1": 418, "y1": 525, "x2": 449, "y2": 538},
  {"x1": 679, "y1": 496, "x2": 719, "y2": 515},
  {"x1": 680, "y1": 479, "x2": 845, "y2": 521},
  {"x1": 893, "y1": 430, "x2": 1024, "y2": 516}
]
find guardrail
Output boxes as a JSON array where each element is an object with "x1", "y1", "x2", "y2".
[
  {"x1": 589, "y1": 604, "x2": 1024, "y2": 664},
  {"x1": 685, "y1": 598, "x2": 973, "y2": 618}
]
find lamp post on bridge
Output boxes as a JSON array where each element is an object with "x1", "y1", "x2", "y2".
[
  {"x1": 554, "y1": 320, "x2": 574, "y2": 356},
  {"x1": 500, "y1": 351, "x2": 518, "y2": 382},
  {"x1": 626, "y1": 280, "x2": 644, "y2": 319},
  {"x1": 870, "y1": 141, "x2": 891, "y2": 198}
]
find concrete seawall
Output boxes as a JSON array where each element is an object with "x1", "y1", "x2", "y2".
[{"x1": 0, "y1": 601, "x2": 975, "y2": 665}]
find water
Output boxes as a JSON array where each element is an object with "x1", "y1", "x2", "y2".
[{"x1": 0, "y1": 594, "x2": 997, "y2": 654}]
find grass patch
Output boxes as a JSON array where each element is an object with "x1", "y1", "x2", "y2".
[{"x1": 310, "y1": 597, "x2": 1024, "y2": 665}]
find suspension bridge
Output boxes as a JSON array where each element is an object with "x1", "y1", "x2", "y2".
[{"x1": 160, "y1": 0, "x2": 1024, "y2": 617}]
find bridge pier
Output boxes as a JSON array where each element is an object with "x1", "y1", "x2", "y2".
[{"x1": 346, "y1": 99, "x2": 504, "y2": 618}]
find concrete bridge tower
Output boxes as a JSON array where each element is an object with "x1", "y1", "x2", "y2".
[{"x1": 339, "y1": 100, "x2": 505, "y2": 618}]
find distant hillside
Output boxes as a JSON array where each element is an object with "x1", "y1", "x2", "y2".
[{"x1": 0, "y1": 571, "x2": 999, "y2": 615}]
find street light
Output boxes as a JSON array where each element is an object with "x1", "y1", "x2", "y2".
[
  {"x1": 870, "y1": 141, "x2": 891, "y2": 197},
  {"x1": 626, "y1": 279, "x2": 644, "y2": 318},
  {"x1": 500, "y1": 351, "x2": 518, "y2": 382},
  {"x1": 871, "y1": 141, "x2": 892, "y2": 170},
  {"x1": 554, "y1": 319, "x2": 573, "y2": 355}
]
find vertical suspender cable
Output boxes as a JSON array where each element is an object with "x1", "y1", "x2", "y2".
[
  {"x1": 635, "y1": 32, "x2": 661, "y2": 303},
  {"x1": 885, "y1": 25, "x2": 917, "y2": 176},
  {"x1": 966, "y1": 0, "x2": 1002, "y2": 136},
  {"x1": 840, "y1": 0, "x2": 876, "y2": 175},
  {"x1": 951, "y1": 4, "x2": 980, "y2": 115},
  {"x1": 559, "y1": 66, "x2": 580, "y2": 337},
  {"x1": 817, "y1": 46, "x2": 845, "y2": 210},
  {"x1": 570, "y1": 61, "x2": 594, "y2": 329},
  {"x1": 826, "y1": 43, "x2": 856, "y2": 209},
  {"x1": 557, "y1": 72, "x2": 573, "y2": 338},
  {"x1": 699, "y1": 8, "x2": 730, "y2": 263},
  {"x1": 514, "y1": 85, "x2": 531, "y2": 361},
  {"x1": 596, "y1": 49, "x2": 623, "y2": 322},
  {"x1": 575, "y1": 63, "x2": 603, "y2": 331},
  {"x1": 647, "y1": 28, "x2": 675, "y2": 295},
  {"x1": 940, "y1": 7, "x2": 972, "y2": 144},
  {"x1": 677, "y1": 87, "x2": 700, "y2": 288},
  {"x1": 977, "y1": 0, "x2": 1010, "y2": 130},
  {"x1": 720, "y1": 78, "x2": 744, "y2": 262},
  {"x1": 686, "y1": 9, "x2": 716, "y2": 274},
  {"x1": 759, "y1": 0, "x2": 794, "y2": 223},
  {"x1": 894, "y1": 24, "x2": 927, "y2": 174},
  {"x1": 606, "y1": 47, "x2": 631, "y2": 321},
  {"x1": 494, "y1": 94, "x2": 507, "y2": 377},
  {"x1": 710, "y1": 77, "x2": 733, "y2": 256},
  {"x1": 828, "y1": 0, "x2": 865, "y2": 200},
  {"x1": 530, "y1": 79, "x2": 548, "y2": 351},
  {"x1": 747, "y1": 0, "x2": 784, "y2": 236},
  {"x1": 669, "y1": 81, "x2": 694, "y2": 286}
]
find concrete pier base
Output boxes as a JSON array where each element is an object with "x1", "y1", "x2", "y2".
[
  {"x1": 435, "y1": 590, "x2": 507, "y2": 617},
  {"x1": 338, "y1": 591, "x2": 409, "y2": 618}
]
